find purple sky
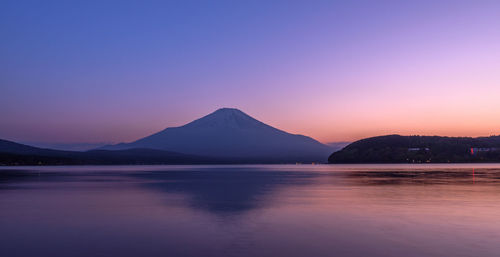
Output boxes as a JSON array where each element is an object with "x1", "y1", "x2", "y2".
[{"x1": 2, "y1": 0, "x2": 500, "y2": 144}]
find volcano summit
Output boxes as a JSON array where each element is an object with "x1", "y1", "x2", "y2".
[{"x1": 100, "y1": 108, "x2": 331, "y2": 163}]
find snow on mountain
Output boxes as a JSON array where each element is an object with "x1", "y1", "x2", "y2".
[{"x1": 100, "y1": 108, "x2": 331, "y2": 163}]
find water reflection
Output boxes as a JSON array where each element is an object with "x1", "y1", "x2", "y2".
[
  {"x1": 131, "y1": 167, "x2": 318, "y2": 214},
  {"x1": 0, "y1": 169, "x2": 44, "y2": 190},
  {"x1": 0, "y1": 169, "x2": 123, "y2": 189},
  {"x1": 2, "y1": 165, "x2": 500, "y2": 257},
  {"x1": 345, "y1": 168, "x2": 500, "y2": 185},
  {"x1": 0, "y1": 166, "x2": 321, "y2": 216}
]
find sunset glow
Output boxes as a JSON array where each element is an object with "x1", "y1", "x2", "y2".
[{"x1": 1, "y1": 1, "x2": 500, "y2": 144}]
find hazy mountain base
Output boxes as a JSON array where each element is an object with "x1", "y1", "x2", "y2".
[
  {"x1": 0, "y1": 149, "x2": 215, "y2": 166},
  {"x1": 0, "y1": 152, "x2": 323, "y2": 166},
  {"x1": 0, "y1": 139, "x2": 326, "y2": 165},
  {"x1": 0, "y1": 138, "x2": 217, "y2": 165}
]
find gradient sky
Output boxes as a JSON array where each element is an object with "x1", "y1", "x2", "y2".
[{"x1": 1, "y1": 0, "x2": 500, "y2": 144}]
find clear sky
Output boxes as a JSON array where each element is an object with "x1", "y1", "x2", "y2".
[{"x1": 1, "y1": 0, "x2": 500, "y2": 144}]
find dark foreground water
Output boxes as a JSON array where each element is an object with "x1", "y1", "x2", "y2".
[{"x1": 1, "y1": 164, "x2": 500, "y2": 257}]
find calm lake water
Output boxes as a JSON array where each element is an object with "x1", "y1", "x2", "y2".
[{"x1": 1, "y1": 164, "x2": 500, "y2": 257}]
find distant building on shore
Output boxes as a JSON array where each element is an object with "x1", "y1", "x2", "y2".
[
  {"x1": 470, "y1": 148, "x2": 500, "y2": 155},
  {"x1": 408, "y1": 147, "x2": 430, "y2": 152}
]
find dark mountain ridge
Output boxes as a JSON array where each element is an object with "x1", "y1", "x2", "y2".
[
  {"x1": 0, "y1": 139, "x2": 215, "y2": 165},
  {"x1": 328, "y1": 134, "x2": 500, "y2": 163}
]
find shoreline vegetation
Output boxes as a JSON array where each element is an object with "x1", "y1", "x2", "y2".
[{"x1": 328, "y1": 135, "x2": 500, "y2": 164}]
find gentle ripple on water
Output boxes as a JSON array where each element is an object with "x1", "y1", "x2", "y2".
[{"x1": 1, "y1": 164, "x2": 500, "y2": 257}]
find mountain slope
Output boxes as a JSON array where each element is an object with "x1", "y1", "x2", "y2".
[
  {"x1": 0, "y1": 139, "x2": 215, "y2": 165},
  {"x1": 328, "y1": 134, "x2": 500, "y2": 163},
  {"x1": 101, "y1": 108, "x2": 331, "y2": 163}
]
